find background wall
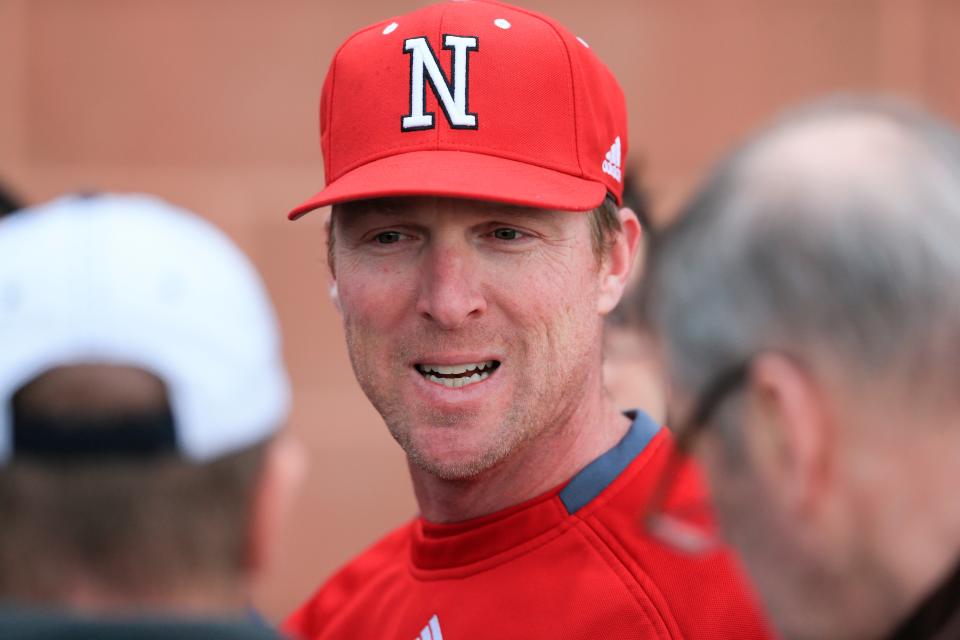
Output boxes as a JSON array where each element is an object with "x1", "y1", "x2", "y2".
[{"x1": 1, "y1": 0, "x2": 957, "y2": 621}]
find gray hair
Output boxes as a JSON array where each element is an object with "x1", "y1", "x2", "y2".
[{"x1": 640, "y1": 96, "x2": 960, "y2": 408}]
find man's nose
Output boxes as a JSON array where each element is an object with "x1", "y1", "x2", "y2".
[{"x1": 415, "y1": 245, "x2": 486, "y2": 330}]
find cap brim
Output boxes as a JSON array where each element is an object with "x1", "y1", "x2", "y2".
[{"x1": 288, "y1": 150, "x2": 608, "y2": 220}]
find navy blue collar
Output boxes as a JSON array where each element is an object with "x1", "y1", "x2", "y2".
[{"x1": 559, "y1": 409, "x2": 661, "y2": 514}]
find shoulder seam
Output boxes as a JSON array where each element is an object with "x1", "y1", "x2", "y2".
[{"x1": 572, "y1": 516, "x2": 683, "y2": 639}]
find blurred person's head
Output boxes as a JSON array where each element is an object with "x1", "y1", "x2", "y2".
[
  {"x1": 641, "y1": 96, "x2": 960, "y2": 640},
  {"x1": 0, "y1": 194, "x2": 300, "y2": 615}
]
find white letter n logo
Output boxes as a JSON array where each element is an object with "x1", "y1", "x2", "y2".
[{"x1": 402, "y1": 35, "x2": 479, "y2": 131}]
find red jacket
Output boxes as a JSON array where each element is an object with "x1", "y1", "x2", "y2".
[{"x1": 285, "y1": 411, "x2": 774, "y2": 639}]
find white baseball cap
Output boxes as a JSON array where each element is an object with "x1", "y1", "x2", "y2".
[{"x1": 0, "y1": 193, "x2": 290, "y2": 463}]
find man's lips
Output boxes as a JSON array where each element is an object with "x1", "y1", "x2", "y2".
[{"x1": 414, "y1": 360, "x2": 501, "y2": 389}]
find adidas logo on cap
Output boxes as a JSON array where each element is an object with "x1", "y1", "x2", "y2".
[
  {"x1": 416, "y1": 614, "x2": 444, "y2": 640},
  {"x1": 602, "y1": 136, "x2": 622, "y2": 183}
]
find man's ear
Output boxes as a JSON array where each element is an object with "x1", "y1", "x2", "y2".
[
  {"x1": 745, "y1": 353, "x2": 834, "y2": 519},
  {"x1": 597, "y1": 207, "x2": 643, "y2": 315},
  {"x1": 245, "y1": 433, "x2": 307, "y2": 580}
]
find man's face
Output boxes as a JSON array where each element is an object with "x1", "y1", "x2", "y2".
[{"x1": 331, "y1": 197, "x2": 608, "y2": 479}]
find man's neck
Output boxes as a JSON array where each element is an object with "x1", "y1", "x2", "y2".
[{"x1": 409, "y1": 395, "x2": 633, "y2": 523}]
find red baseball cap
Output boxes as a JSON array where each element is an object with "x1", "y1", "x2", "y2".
[{"x1": 289, "y1": 0, "x2": 628, "y2": 220}]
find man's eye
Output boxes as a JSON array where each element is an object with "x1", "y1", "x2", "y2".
[
  {"x1": 493, "y1": 228, "x2": 521, "y2": 240},
  {"x1": 375, "y1": 231, "x2": 402, "y2": 244}
]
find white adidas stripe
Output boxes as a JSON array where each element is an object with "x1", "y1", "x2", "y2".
[
  {"x1": 602, "y1": 136, "x2": 623, "y2": 182},
  {"x1": 417, "y1": 614, "x2": 444, "y2": 640}
]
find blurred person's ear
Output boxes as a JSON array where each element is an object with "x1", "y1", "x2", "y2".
[
  {"x1": 597, "y1": 207, "x2": 642, "y2": 315},
  {"x1": 744, "y1": 354, "x2": 834, "y2": 522},
  {"x1": 245, "y1": 432, "x2": 308, "y2": 579}
]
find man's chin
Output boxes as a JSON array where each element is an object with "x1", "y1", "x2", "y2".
[
  {"x1": 397, "y1": 427, "x2": 521, "y2": 481},
  {"x1": 405, "y1": 445, "x2": 504, "y2": 481},
  {"x1": 386, "y1": 411, "x2": 523, "y2": 480}
]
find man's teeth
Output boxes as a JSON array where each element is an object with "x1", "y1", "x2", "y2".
[
  {"x1": 416, "y1": 360, "x2": 497, "y2": 388},
  {"x1": 425, "y1": 370, "x2": 492, "y2": 388},
  {"x1": 418, "y1": 361, "x2": 495, "y2": 375}
]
